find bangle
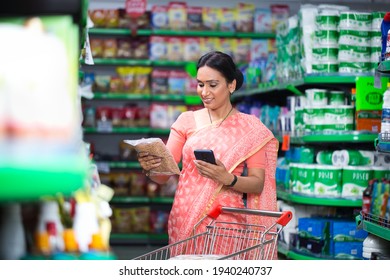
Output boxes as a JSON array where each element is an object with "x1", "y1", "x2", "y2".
[{"x1": 226, "y1": 174, "x2": 238, "y2": 187}]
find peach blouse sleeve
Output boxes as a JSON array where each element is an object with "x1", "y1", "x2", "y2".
[{"x1": 166, "y1": 111, "x2": 195, "y2": 164}]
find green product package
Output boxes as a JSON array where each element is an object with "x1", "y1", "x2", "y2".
[
  {"x1": 314, "y1": 165, "x2": 342, "y2": 197},
  {"x1": 341, "y1": 166, "x2": 373, "y2": 198},
  {"x1": 355, "y1": 76, "x2": 387, "y2": 111},
  {"x1": 294, "y1": 164, "x2": 316, "y2": 194}
]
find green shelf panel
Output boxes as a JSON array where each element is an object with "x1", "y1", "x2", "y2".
[
  {"x1": 184, "y1": 95, "x2": 202, "y2": 105},
  {"x1": 89, "y1": 28, "x2": 152, "y2": 36},
  {"x1": 0, "y1": 154, "x2": 89, "y2": 202},
  {"x1": 92, "y1": 92, "x2": 151, "y2": 100},
  {"x1": 153, "y1": 29, "x2": 235, "y2": 37},
  {"x1": 236, "y1": 32, "x2": 275, "y2": 39},
  {"x1": 285, "y1": 83, "x2": 304, "y2": 96},
  {"x1": 88, "y1": 58, "x2": 152, "y2": 66},
  {"x1": 151, "y1": 197, "x2": 174, "y2": 204},
  {"x1": 110, "y1": 196, "x2": 173, "y2": 204},
  {"x1": 110, "y1": 233, "x2": 168, "y2": 242},
  {"x1": 152, "y1": 60, "x2": 189, "y2": 67},
  {"x1": 301, "y1": 132, "x2": 378, "y2": 143},
  {"x1": 111, "y1": 196, "x2": 150, "y2": 203},
  {"x1": 108, "y1": 161, "x2": 141, "y2": 169},
  {"x1": 88, "y1": 28, "x2": 275, "y2": 39},
  {"x1": 286, "y1": 250, "x2": 326, "y2": 260},
  {"x1": 277, "y1": 190, "x2": 362, "y2": 207},
  {"x1": 151, "y1": 128, "x2": 171, "y2": 135},
  {"x1": 303, "y1": 75, "x2": 358, "y2": 84},
  {"x1": 356, "y1": 215, "x2": 390, "y2": 241},
  {"x1": 151, "y1": 94, "x2": 185, "y2": 102},
  {"x1": 149, "y1": 233, "x2": 169, "y2": 241},
  {"x1": 83, "y1": 127, "x2": 151, "y2": 134}
]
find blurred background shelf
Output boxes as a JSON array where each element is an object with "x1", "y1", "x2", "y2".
[{"x1": 0, "y1": 154, "x2": 89, "y2": 202}]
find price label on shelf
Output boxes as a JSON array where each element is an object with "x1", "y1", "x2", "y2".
[
  {"x1": 96, "y1": 162, "x2": 110, "y2": 173},
  {"x1": 97, "y1": 121, "x2": 113, "y2": 133}
]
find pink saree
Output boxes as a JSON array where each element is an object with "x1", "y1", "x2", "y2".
[{"x1": 166, "y1": 110, "x2": 279, "y2": 258}]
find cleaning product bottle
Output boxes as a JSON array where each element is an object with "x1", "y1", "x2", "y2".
[
  {"x1": 381, "y1": 12, "x2": 390, "y2": 61},
  {"x1": 362, "y1": 179, "x2": 377, "y2": 214}
]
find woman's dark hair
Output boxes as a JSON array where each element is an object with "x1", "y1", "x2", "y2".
[{"x1": 196, "y1": 51, "x2": 244, "y2": 91}]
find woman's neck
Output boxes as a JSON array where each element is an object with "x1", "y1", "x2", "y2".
[{"x1": 207, "y1": 105, "x2": 234, "y2": 124}]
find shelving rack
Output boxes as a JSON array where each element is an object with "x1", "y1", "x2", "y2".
[
  {"x1": 0, "y1": 0, "x2": 104, "y2": 261},
  {"x1": 0, "y1": 0, "x2": 90, "y2": 203}
]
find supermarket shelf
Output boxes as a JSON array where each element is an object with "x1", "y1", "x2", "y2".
[
  {"x1": 356, "y1": 212, "x2": 390, "y2": 242},
  {"x1": 277, "y1": 190, "x2": 362, "y2": 207},
  {"x1": 0, "y1": 0, "x2": 87, "y2": 26},
  {"x1": 303, "y1": 74, "x2": 359, "y2": 84},
  {"x1": 83, "y1": 127, "x2": 151, "y2": 134},
  {"x1": 0, "y1": 153, "x2": 89, "y2": 202},
  {"x1": 86, "y1": 58, "x2": 152, "y2": 66},
  {"x1": 152, "y1": 94, "x2": 187, "y2": 102},
  {"x1": 111, "y1": 196, "x2": 174, "y2": 204},
  {"x1": 91, "y1": 93, "x2": 151, "y2": 100},
  {"x1": 94, "y1": 161, "x2": 141, "y2": 173},
  {"x1": 232, "y1": 74, "x2": 360, "y2": 101},
  {"x1": 110, "y1": 233, "x2": 168, "y2": 245},
  {"x1": 88, "y1": 28, "x2": 275, "y2": 39},
  {"x1": 83, "y1": 127, "x2": 170, "y2": 135},
  {"x1": 88, "y1": 28, "x2": 151, "y2": 36},
  {"x1": 278, "y1": 243, "x2": 360, "y2": 260},
  {"x1": 89, "y1": 92, "x2": 199, "y2": 104},
  {"x1": 23, "y1": 251, "x2": 116, "y2": 260},
  {"x1": 299, "y1": 132, "x2": 378, "y2": 143}
]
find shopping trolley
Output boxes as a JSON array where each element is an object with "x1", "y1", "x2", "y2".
[{"x1": 133, "y1": 205, "x2": 293, "y2": 260}]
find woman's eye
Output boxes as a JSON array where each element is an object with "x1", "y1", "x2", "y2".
[{"x1": 210, "y1": 84, "x2": 217, "y2": 88}]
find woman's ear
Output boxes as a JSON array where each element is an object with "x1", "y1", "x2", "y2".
[{"x1": 229, "y1": 79, "x2": 237, "y2": 93}]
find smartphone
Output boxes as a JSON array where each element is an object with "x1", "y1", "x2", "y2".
[{"x1": 194, "y1": 149, "x2": 217, "y2": 165}]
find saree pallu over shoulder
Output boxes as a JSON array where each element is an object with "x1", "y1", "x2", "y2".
[{"x1": 168, "y1": 112, "x2": 279, "y2": 256}]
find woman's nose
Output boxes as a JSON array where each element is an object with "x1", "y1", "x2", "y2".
[{"x1": 200, "y1": 86, "x2": 209, "y2": 96}]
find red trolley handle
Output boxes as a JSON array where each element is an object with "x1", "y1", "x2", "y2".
[{"x1": 207, "y1": 205, "x2": 293, "y2": 227}]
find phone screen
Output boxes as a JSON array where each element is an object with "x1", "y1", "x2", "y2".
[{"x1": 194, "y1": 149, "x2": 216, "y2": 165}]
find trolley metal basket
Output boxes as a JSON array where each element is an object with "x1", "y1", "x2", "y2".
[{"x1": 133, "y1": 205, "x2": 293, "y2": 260}]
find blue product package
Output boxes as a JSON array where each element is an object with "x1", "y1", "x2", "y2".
[
  {"x1": 381, "y1": 12, "x2": 390, "y2": 61},
  {"x1": 332, "y1": 220, "x2": 368, "y2": 242},
  {"x1": 298, "y1": 217, "x2": 331, "y2": 240},
  {"x1": 333, "y1": 242, "x2": 364, "y2": 259}
]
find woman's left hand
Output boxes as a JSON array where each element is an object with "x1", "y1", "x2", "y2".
[{"x1": 194, "y1": 159, "x2": 233, "y2": 186}]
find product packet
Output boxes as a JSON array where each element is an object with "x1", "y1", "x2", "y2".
[{"x1": 124, "y1": 138, "x2": 180, "y2": 175}]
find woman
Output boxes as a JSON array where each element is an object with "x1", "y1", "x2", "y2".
[{"x1": 138, "y1": 51, "x2": 279, "y2": 258}]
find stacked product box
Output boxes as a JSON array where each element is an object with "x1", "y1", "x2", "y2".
[{"x1": 297, "y1": 217, "x2": 368, "y2": 259}]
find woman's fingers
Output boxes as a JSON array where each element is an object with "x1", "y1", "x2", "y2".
[{"x1": 139, "y1": 155, "x2": 162, "y2": 171}]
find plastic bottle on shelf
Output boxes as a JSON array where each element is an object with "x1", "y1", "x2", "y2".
[
  {"x1": 362, "y1": 179, "x2": 377, "y2": 214},
  {"x1": 36, "y1": 201, "x2": 64, "y2": 252},
  {"x1": 0, "y1": 204, "x2": 26, "y2": 259},
  {"x1": 381, "y1": 12, "x2": 390, "y2": 61},
  {"x1": 363, "y1": 233, "x2": 390, "y2": 260},
  {"x1": 381, "y1": 82, "x2": 390, "y2": 133}
]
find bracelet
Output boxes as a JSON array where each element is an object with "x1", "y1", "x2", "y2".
[{"x1": 226, "y1": 174, "x2": 238, "y2": 187}]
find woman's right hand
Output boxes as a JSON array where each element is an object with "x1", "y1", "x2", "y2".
[{"x1": 137, "y1": 151, "x2": 162, "y2": 173}]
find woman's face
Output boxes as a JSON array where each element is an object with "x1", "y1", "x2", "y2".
[{"x1": 196, "y1": 66, "x2": 235, "y2": 109}]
